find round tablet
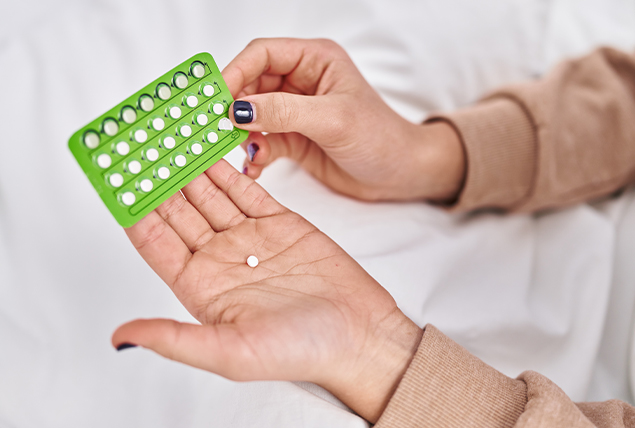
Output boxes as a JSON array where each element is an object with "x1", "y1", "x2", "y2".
[
  {"x1": 212, "y1": 103, "x2": 224, "y2": 115},
  {"x1": 218, "y1": 118, "x2": 234, "y2": 131},
  {"x1": 156, "y1": 83, "x2": 171, "y2": 100},
  {"x1": 174, "y1": 72, "x2": 189, "y2": 89},
  {"x1": 168, "y1": 106, "x2": 182, "y2": 119},
  {"x1": 191, "y1": 61, "x2": 205, "y2": 78},
  {"x1": 134, "y1": 129, "x2": 148, "y2": 143},
  {"x1": 205, "y1": 131, "x2": 219, "y2": 143},
  {"x1": 246, "y1": 255, "x2": 259, "y2": 268},
  {"x1": 156, "y1": 166, "x2": 170, "y2": 180},
  {"x1": 108, "y1": 173, "x2": 124, "y2": 188},
  {"x1": 127, "y1": 160, "x2": 142, "y2": 174},
  {"x1": 103, "y1": 119, "x2": 119, "y2": 136},
  {"x1": 162, "y1": 135, "x2": 176, "y2": 149},
  {"x1": 185, "y1": 95, "x2": 198, "y2": 108},
  {"x1": 151, "y1": 117, "x2": 165, "y2": 131},
  {"x1": 121, "y1": 106, "x2": 137, "y2": 124},
  {"x1": 97, "y1": 153, "x2": 112, "y2": 169},
  {"x1": 179, "y1": 124, "x2": 192, "y2": 138},
  {"x1": 173, "y1": 154, "x2": 187, "y2": 167},
  {"x1": 139, "y1": 179, "x2": 153, "y2": 193},
  {"x1": 115, "y1": 141, "x2": 130, "y2": 156},
  {"x1": 139, "y1": 94, "x2": 154, "y2": 112},
  {"x1": 121, "y1": 192, "x2": 136, "y2": 206},
  {"x1": 195, "y1": 113, "x2": 208, "y2": 126},
  {"x1": 145, "y1": 148, "x2": 159, "y2": 162},
  {"x1": 83, "y1": 131, "x2": 100, "y2": 149},
  {"x1": 189, "y1": 142, "x2": 203, "y2": 155},
  {"x1": 202, "y1": 84, "x2": 214, "y2": 97}
]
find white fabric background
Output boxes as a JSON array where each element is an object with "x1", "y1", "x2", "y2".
[{"x1": 0, "y1": 0, "x2": 634, "y2": 427}]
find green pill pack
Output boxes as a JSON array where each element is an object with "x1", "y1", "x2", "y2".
[{"x1": 68, "y1": 53, "x2": 248, "y2": 227}]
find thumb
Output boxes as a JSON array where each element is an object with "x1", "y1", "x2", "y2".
[
  {"x1": 111, "y1": 318, "x2": 253, "y2": 381},
  {"x1": 230, "y1": 92, "x2": 346, "y2": 142}
]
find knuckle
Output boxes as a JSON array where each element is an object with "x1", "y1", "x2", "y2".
[
  {"x1": 270, "y1": 93, "x2": 299, "y2": 131},
  {"x1": 158, "y1": 193, "x2": 186, "y2": 221},
  {"x1": 133, "y1": 220, "x2": 168, "y2": 251}
]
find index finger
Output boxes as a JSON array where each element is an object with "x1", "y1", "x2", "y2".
[{"x1": 221, "y1": 38, "x2": 342, "y2": 97}]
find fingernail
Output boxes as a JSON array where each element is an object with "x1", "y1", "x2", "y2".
[
  {"x1": 234, "y1": 101, "x2": 253, "y2": 124},
  {"x1": 247, "y1": 142, "x2": 259, "y2": 162},
  {"x1": 242, "y1": 166, "x2": 248, "y2": 175},
  {"x1": 116, "y1": 343, "x2": 137, "y2": 351}
]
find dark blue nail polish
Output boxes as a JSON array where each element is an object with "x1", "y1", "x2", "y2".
[
  {"x1": 234, "y1": 101, "x2": 253, "y2": 124},
  {"x1": 116, "y1": 343, "x2": 137, "y2": 351},
  {"x1": 247, "y1": 143, "x2": 259, "y2": 162},
  {"x1": 242, "y1": 166, "x2": 248, "y2": 175}
]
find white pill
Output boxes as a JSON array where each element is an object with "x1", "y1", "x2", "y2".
[
  {"x1": 121, "y1": 192, "x2": 136, "y2": 206},
  {"x1": 169, "y1": 106, "x2": 182, "y2": 119},
  {"x1": 127, "y1": 160, "x2": 142, "y2": 174},
  {"x1": 156, "y1": 84, "x2": 171, "y2": 100},
  {"x1": 173, "y1": 154, "x2": 187, "y2": 167},
  {"x1": 84, "y1": 131, "x2": 100, "y2": 149},
  {"x1": 206, "y1": 131, "x2": 219, "y2": 143},
  {"x1": 174, "y1": 72, "x2": 188, "y2": 89},
  {"x1": 139, "y1": 179, "x2": 153, "y2": 193},
  {"x1": 134, "y1": 129, "x2": 148, "y2": 143},
  {"x1": 186, "y1": 95, "x2": 198, "y2": 108},
  {"x1": 202, "y1": 84, "x2": 214, "y2": 97},
  {"x1": 109, "y1": 173, "x2": 124, "y2": 188},
  {"x1": 145, "y1": 148, "x2": 159, "y2": 162},
  {"x1": 179, "y1": 125, "x2": 192, "y2": 137},
  {"x1": 191, "y1": 62, "x2": 205, "y2": 78},
  {"x1": 139, "y1": 95, "x2": 154, "y2": 112},
  {"x1": 218, "y1": 118, "x2": 234, "y2": 131},
  {"x1": 97, "y1": 153, "x2": 112, "y2": 168},
  {"x1": 151, "y1": 117, "x2": 165, "y2": 131},
  {"x1": 121, "y1": 107, "x2": 137, "y2": 124},
  {"x1": 246, "y1": 255, "x2": 259, "y2": 268},
  {"x1": 212, "y1": 103, "x2": 224, "y2": 115},
  {"x1": 157, "y1": 166, "x2": 170, "y2": 179},
  {"x1": 195, "y1": 113, "x2": 208, "y2": 126},
  {"x1": 116, "y1": 141, "x2": 130, "y2": 155},
  {"x1": 103, "y1": 119, "x2": 119, "y2": 136},
  {"x1": 162, "y1": 135, "x2": 176, "y2": 149},
  {"x1": 189, "y1": 142, "x2": 203, "y2": 155}
]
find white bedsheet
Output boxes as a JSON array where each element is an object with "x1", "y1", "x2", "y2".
[{"x1": 1, "y1": 0, "x2": 634, "y2": 426}]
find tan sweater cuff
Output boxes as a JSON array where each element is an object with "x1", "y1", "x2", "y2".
[
  {"x1": 375, "y1": 325, "x2": 527, "y2": 428},
  {"x1": 427, "y1": 98, "x2": 537, "y2": 211}
]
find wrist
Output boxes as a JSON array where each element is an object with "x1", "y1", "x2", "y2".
[
  {"x1": 410, "y1": 120, "x2": 466, "y2": 203},
  {"x1": 318, "y1": 309, "x2": 423, "y2": 423}
]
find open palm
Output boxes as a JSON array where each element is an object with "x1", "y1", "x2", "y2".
[{"x1": 112, "y1": 160, "x2": 409, "y2": 395}]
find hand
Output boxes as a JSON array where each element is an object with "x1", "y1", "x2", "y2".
[
  {"x1": 222, "y1": 38, "x2": 465, "y2": 203},
  {"x1": 112, "y1": 160, "x2": 422, "y2": 422}
]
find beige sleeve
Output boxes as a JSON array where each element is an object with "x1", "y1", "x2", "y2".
[
  {"x1": 428, "y1": 47, "x2": 635, "y2": 212},
  {"x1": 374, "y1": 325, "x2": 635, "y2": 428}
]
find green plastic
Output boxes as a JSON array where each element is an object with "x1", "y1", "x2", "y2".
[{"x1": 69, "y1": 53, "x2": 248, "y2": 227}]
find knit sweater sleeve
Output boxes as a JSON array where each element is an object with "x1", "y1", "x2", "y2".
[
  {"x1": 374, "y1": 325, "x2": 635, "y2": 428},
  {"x1": 428, "y1": 47, "x2": 635, "y2": 212}
]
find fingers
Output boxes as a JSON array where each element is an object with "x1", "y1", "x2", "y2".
[
  {"x1": 153, "y1": 191, "x2": 217, "y2": 252},
  {"x1": 180, "y1": 171, "x2": 245, "y2": 233},
  {"x1": 241, "y1": 132, "x2": 319, "y2": 180},
  {"x1": 222, "y1": 38, "x2": 344, "y2": 97},
  {"x1": 230, "y1": 92, "x2": 347, "y2": 142},
  {"x1": 112, "y1": 319, "x2": 252, "y2": 381},
  {"x1": 206, "y1": 160, "x2": 287, "y2": 218},
  {"x1": 125, "y1": 211, "x2": 192, "y2": 286}
]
